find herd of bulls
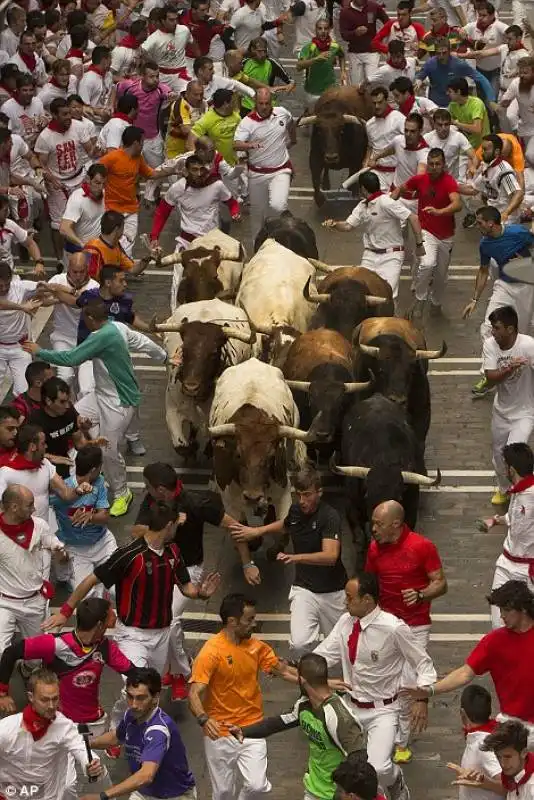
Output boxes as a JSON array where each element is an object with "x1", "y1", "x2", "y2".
[{"x1": 150, "y1": 212, "x2": 445, "y2": 567}]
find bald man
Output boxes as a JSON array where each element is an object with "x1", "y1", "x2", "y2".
[
  {"x1": 366, "y1": 500, "x2": 447, "y2": 764},
  {"x1": 234, "y1": 87, "x2": 297, "y2": 237},
  {"x1": 0, "y1": 484, "x2": 66, "y2": 660}
]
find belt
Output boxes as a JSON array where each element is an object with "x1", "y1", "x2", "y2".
[
  {"x1": 179, "y1": 230, "x2": 197, "y2": 242},
  {"x1": 374, "y1": 165, "x2": 396, "y2": 172},
  {"x1": 503, "y1": 548, "x2": 534, "y2": 579},
  {"x1": 249, "y1": 159, "x2": 292, "y2": 174},
  {"x1": 350, "y1": 693, "x2": 398, "y2": 709},
  {"x1": 0, "y1": 589, "x2": 39, "y2": 600},
  {"x1": 0, "y1": 336, "x2": 27, "y2": 346},
  {"x1": 366, "y1": 246, "x2": 404, "y2": 254}
]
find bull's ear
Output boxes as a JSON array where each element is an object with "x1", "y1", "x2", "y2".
[{"x1": 212, "y1": 438, "x2": 238, "y2": 490}]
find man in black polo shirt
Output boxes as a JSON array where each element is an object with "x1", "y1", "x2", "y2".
[
  {"x1": 231, "y1": 464, "x2": 347, "y2": 659},
  {"x1": 133, "y1": 461, "x2": 261, "y2": 701}
]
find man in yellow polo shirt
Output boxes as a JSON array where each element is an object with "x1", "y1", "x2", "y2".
[
  {"x1": 189, "y1": 87, "x2": 241, "y2": 165},
  {"x1": 165, "y1": 80, "x2": 207, "y2": 159}
]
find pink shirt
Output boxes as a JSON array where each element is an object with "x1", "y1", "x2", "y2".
[{"x1": 116, "y1": 78, "x2": 171, "y2": 140}]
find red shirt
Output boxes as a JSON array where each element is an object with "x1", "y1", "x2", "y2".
[
  {"x1": 0, "y1": 447, "x2": 14, "y2": 467},
  {"x1": 466, "y1": 626, "x2": 534, "y2": 723},
  {"x1": 339, "y1": 1, "x2": 390, "y2": 53},
  {"x1": 365, "y1": 525, "x2": 442, "y2": 626},
  {"x1": 179, "y1": 10, "x2": 226, "y2": 57},
  {"x1": 404, "y1": 171, "x2": 459, "y2": 240}
]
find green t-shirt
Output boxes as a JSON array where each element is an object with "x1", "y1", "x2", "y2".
[
  {"x1": 298, "y1": 41, "x2": 343, "y2": 97},
  {"x1": 192, "y1": 108, "x2": 242, "y2": 165},
  {"x1": 241, "y1": 59, "x2": 274, "y2": 111},
  {"x1": 448, "y1": 95, "x2": 490, "y2": 149}
]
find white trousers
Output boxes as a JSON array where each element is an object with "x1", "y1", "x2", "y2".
[
  {"x1": 204, "y1": 735, "x2": 271, "y2": 800},
  {"x1": 351, "y1": 703, "x2": 400, "y2": 790},
  {"x1": 288, "y1": 585, "x2": 345, "y2": 659},
  {"x1": 120, "y1": 212, "x2": 138, "y2": 258},
  {"x1": 480, "y1": 279, "x2": 534, "y2": 342},
  {"x1": 360, "y1": 249, "x2": 403, "y2": 299},
  {"x1": 0, "y1": 592, "x2": 47, "y2": 658},
  {"x1": 491, "y1": 553, "x2": 534, "y2": 627},
  {"x1": 49, "y1": 334, "x2": 95, "y2": 397},
  {"x1": 0, "y1": 343, "x2": 31, "y2": 395},
  {"x1": 169, "y1": 562, "x2": 204, "y2": 677},
  {"x1": 66, "y1": 528, "x2": 117, "y2": 599},
  {"x1": 248, "y1": 169, "x2": 291, "y2": 239},
  {"x1": 143, "y1": 134, "x2": 165, "y2": 201},
  {"x1": 413, "y1": 231, "x2": 454, "y2": 306},
  {"x1": 396, "y1": 624, "x2": 431, "y2": 748},
  {"x1": 491, "y1": 411, "x2": 534, "y2": 493},
  {"x1": 348, "y1": 52, "x2": 380, "y2": 85}
]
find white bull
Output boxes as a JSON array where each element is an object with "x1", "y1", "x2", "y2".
[{"x1": 209, "y1": 358, "x2": 311, "y2": 522}]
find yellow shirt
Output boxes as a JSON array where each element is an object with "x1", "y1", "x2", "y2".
[
  {"x1": 192, "y1": 108, "x2": 242, "y2": 165},
  {"x1": 165, "y1": 98, "x2": 197, "y2": 159}
]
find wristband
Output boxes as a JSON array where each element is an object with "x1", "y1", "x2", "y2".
[
  {"x1": 100, "y1": 793, "x2": 109, "y2": 800},
  {"x1": 428, "y1": 684, "x2": 435, "y2": 697},
  {"x1": 60, "y1": 602, "x2": 74, "y2": 619},
  {"x1": 197, "y1": 713, "x2": 209, "y2": 727},
  {"x1": 243, "y1": 561, "x2": 256, "y2": 569}
]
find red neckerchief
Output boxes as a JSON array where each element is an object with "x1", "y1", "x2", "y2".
[
  {"x1": 405, "y1": 136, "x2": 427, "y2": 151},
  {"x1": 0, "y1": 512, "x2": 34, "y2": 550},
  {"x1": 209, "y1": 151, "x2": 224, "y2": 178},
  {"x1": 509, "y1": 475, "x2": 534, "y2": 494},
  {"x1": 18, "y1": 48, "x2": 37, "y2": 72},
  {"x1": 502, "y1": 753, "x2": 534, "y2": 792},
  {"x1": 249, "y1": 110, "x2": 272, "y2": 121},
  {"x1": 311, "y1": 36, "x2": 331, "y2": 51},
  {"x1": 147, "y1": 480, "x2": 184, "y2": 506},
  {"x1": 509, "y1": 41, "x2": 525, "y2": 51},
  {"x1": 463, "y1": 719, "x2": 498, "y2": 739},
  {"x1": 433, "y1": 24, "x2": 450, "y2": 35},
  {"x1": 66, "y1": 47, "x2": 85, "y2": 58},
  {"x1": 348, "y1": 618, "x2": 361, "y2": 664},
  {"x1": 81, "y1": 181, "x2": 101, "y2": 201},
  {"x1": 49, "y1": 76, "x2": 64, "y2": 88},
  {"x1": 87, "y1": 64, "x2": 105, "y2": 76},
  {"x1": 113, "y1": 111, "x2": 131, "y2": 122},
  {"x1": 380, "y1": 104, "x2": 394, "y2": 118},
  {"x1": 0, "y1": 82, "x2": 15, "y2": 98},
  {"x1": 399, "y1": 94, "x2": 416, "y2": 115},
  {"x1": 22, "y1": 704, "x2": 55, "y2": 741},
  {"x1": 119, "y1": 34, "x2": 139, "y2": 48},
  {"x1": 387, "y1": 57, "x2": 407, "y2": 69},
  {"x1": 0, "y1": 447, "x2": 15, "y2": 467},
  {"x1": 365, "y1": 190, "x2": 383, "y2": 203},
  {"x1": 48, "y1": 119, "x2": 71, "y2": 133},
  {"x1": 6, "y1": 453, "x2": 42, "y2": 471}
]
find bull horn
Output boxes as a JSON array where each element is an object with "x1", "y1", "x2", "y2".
[
  {"x1": 278, "y1": 424, "x2": 314, "y2": 441},
  {"x1": 401, "y1": 468, "x2": 442, "y2": 487},
  {"x1": 330, "y1": 458, "x2": 370, "y2": 478},
  {"x1": 160, "y1": 252, "x2": 183, "y2": 266},
  {"x1": 223, "y1": 326, "x2": 256, "y2": 344},
  {"x1": 365, "y1": 295, "x2": 388, "y2": 306},
  {"x1": 286, "y1": 380, "x2": 311, "y2": 392},
  {"x1": 303, "y1": 276, "x2": 330, "y2": 303},
  {"x1": 209, "y1": 423, "x2": 237, "y2": 437},
  {"x1": 358, "y1": 343, "x2": 380, "y2": 357},
  {"x1": 415, "y1": 341, "x2": 448, "y2": 360},
  {"x1": 342, "y1": 114, "x2": 362, "y2": 125},
  {"x1": 343, "y1": 380, "x2": 372, "y2": 393},
  {"x1": 297, "y1": 114, "x2": 317, "y2": 126},
  {"x1": 153, "y1": 322, "x2": 185, "y2": 333},
  {"x1": 308, "y1": 257, "x2": 336, "y2": 273}
]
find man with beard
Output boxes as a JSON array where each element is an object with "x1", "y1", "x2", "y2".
[
  {"x1": 0, "y1": 406, "x2": 20, "y2": 465},
  {"x1": 460, "y1": 135, "x2": 524, "y2": 224},
  {"x1": 498, "y1": 57, "x2": 534, "y2": 157}
]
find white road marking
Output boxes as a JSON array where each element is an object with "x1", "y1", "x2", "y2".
[
  {"x1": 131, "y1": 364, "x2": 481, "y2": 375},
  {"x1": 180, "y1": 630, "x2": 484, "y2": 642},
  {"x1": 124, "y1": 466, "x2": 494, "y2": 478}
]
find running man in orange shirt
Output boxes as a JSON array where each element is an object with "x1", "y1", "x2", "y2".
[
  {"x1": 189, "y1": 593, "x2": 297, "y2": 800},
  {"x1": 99, "y1": 125, "x2": 180, "y2": 256},
  {"x1": 83, "y1": 210, "x2": 152, "y2": 280}
]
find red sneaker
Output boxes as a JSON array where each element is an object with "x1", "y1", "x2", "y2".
[
  {"x1": 171, "y1": 674, "x2": 189, "y2": 701},
  {"x1": 105, "y1": 745, "x2": 122, "y2": 759},
  {"x1": 161, "y1": 672, "x2": 172, "y2": 687}
]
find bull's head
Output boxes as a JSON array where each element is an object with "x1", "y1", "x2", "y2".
[
  {"x1": 209, "y1": 405, "x2": 313, "y2": 515},
  {"x1": 330, "y1": 457, "x2": 441, "y2": 487},
  {"x1": 154, "y1": 319, "x2": 255, "y2": 401},
  {"x1": 253, "y1": 323, "x2": 301, "y2": 366},
  {"x1": 304, "y1": 277, "x2": 388, "y2": 340},
  {"x1": 175, "y1": 247, "x2": 225, "y2": 304},
  {"x1": 298, "y1": 111, "x2": 362, "y2": 167}
]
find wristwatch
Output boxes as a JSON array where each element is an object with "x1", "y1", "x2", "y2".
[
  {"x1": 197, "y1": 713, "x2": 209, "y2": 727},
  {"x1": 416, "y1": 590, "x2": 425, "y2": 602},
  {"x1": 100, "y1": 793, "x2": 109, "y2": 800}
]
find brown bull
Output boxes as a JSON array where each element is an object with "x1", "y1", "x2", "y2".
[{"x1": 176, "y1": 247, "x2": 225, "y2": 305}]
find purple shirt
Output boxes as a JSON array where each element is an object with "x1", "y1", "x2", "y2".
[
  {"x1": 116, "y1": 707, "x2": 195, "y2": 799},
  {"x1": 76, "y1": 287, "x2": 134, "y2": 343},
  {"x1": 117, "y1": 78, "x2": 171, "y2": 140}
]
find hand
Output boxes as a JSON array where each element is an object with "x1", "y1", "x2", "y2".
[
  {"x1": 340, "y1": 73, "x2": 348, "y2": 86},
  {"x1": 228, "y1": 724, "x2": 244, "y2": 742},
  {"x1": 77, "y1": 416, "x2": 93, "y2": 432},
  {"x1": 232, "y1": 212, "x2": 242, "y2": 222},
  {"x1": 354, "y1": 25, "x2": 368, "y2": 35},
  {"x1": 422, "y1": 206, "x2": 440, "y2": 215},
  {"x1": 198, "y1": 571, "x2": 221, "y2": 598},
  {"x1": 276, "y1": 552, "x2": 297, "y2": 564},
  {"x1": 448, "y1": 763, "x2": 485, "y2": 787},
  {"x1": 176, "y1": 512, "x2": 187, "y2": 526},
  {"x1": 248, "y1": 141, "x2": 263, "y2": 149},
  {"x1": 70, "y1": 508, "x2": 94, "y2": 527},
  {"x1": 0, "y1": 695, "x2": 16, "y2": 714},
  {"x1": 91, "y1": 436, "x2": 109, "y2": 449},
  {"x1": 366, "y1": 157, "x2": 377, "y2": 169},
  {"x1": 77, "y1": 481, "x2": 93, "y2": 494},
  {"x1": 410, "y1": 699, "x2": 428, "y2": 733},
  {"x1": 203, "y1": 717, "x2": 223, "y2": 740},
  {"x1": 33, "y1": 262, "x2": 46, "y2": 278},
  {"x1": 315, "y1": 51, "x2": 330, "y2": 61},
  {"x1": 229, "y1": 522, "x2": 263, "y2": 543},
  {"x1": 22, "y1": 340, "x2": 41, "y2": 354},
  {"x1": 501, "y1": 211, "x2": 509, "y2": 223},
  {"x1": 41, "y1": 612, "x2": 67, "y2": 631},
  {"x1": 243, "y1": 563, "x2": 261, "y2": 585},
  {"x1": 413, "y1": 80, "x2": 423, "y2": 93},
  {"x1": 47, "y1": 455, "x2": 74, "y2": 467},
  {"x1": 54, "y1": 548, "x2": 69, "y2": 563},
  {"x1": 401, "y1": 588, "x2": 420, "y2": 606},
  {"x1": 322, "y1": 219, "x2": 338, "y2": 229},
  {"x1": 327, "y1": 677, "x2": 351, "y2": 692},
  {"x1": 168, "y1": 349, "x2": 183, "y2": 368},
  {"x1": 509, "y1": 356, "x2": 528, "y2": 369},
  {"x1": 489, "y1": 101, "x2": 501, "y2": 114},
  {"x1": 400, "y1": 685, "x2": 431, "y2": 701},
  {"x1": 86, "y1": 758, "x2": 103, "y2": 779},
  {"x1": 21, "y1": 298, "x2": 43, "y2": 316},
  {"x1": 461, "y1": 299, "x2": 477, "y2": 319}
]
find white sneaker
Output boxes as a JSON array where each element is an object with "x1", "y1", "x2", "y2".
[{"x1": 389, "y1": 771, "x2": 410, "y2": 800}]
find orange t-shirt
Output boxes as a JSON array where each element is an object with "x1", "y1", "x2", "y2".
[
  {"x1": 98, "y1": 149, "x2": 154, "y2": 214},
  {"x1": 83, "y1": 237, "x2": 134, "y2": 280},
  {"x1": 191, "y1": 631, "x2": 279, "y2": 732},
  {"x1": 475, "y1": 134, "x2": 525, "y2": 173}
]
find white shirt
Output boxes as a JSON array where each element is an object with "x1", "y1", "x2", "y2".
[
  {"x1": 392, "y1": 133, "x2": 429, "y2": 187},
  {"x1": 365, "y1": 110, "x2": 405, "y2": 171},
  {"x1": 164, "y1": 177, "x2": 231, "y2": 239},
  {"x1": 110, "y1": 44, "x2": 139, "y2": 77},
  {"x1": 48, "y1": 273, "x2": 99, "y2": 343},
  {"x1": 78, "y1": 69, "x2": 114, "y2": 109},
  {"x1": 56, "y1": 34, "x2": 96, "y2": 59},
  {"x1": 294, "y1": 0, "x2": 327, "y2": 52},
  {"x1": 202, "y1": 74, "x2": 255, "y2": 103},
  {"x1": 234, "y1": 106, "x2": 292, "y2": 170},
  {"x1": 62, "y1": 187, "x2": 105, "y2": 247},
  {"x1": 0, "y1": 27, "x2": 19, "y2": 57},
  {"x1": 0, "y1": 274, "x2": 36, "y2": 340},
  {"x1": 0, "y1": 711, "x2": 91, "y2": 800},
  {"x1": 0, "y1": 219, "x2": 28, "y2": 269},
  {"x1": 499, "y1": 484, "x2": 534, "y2": 560},
  {"x1": 0, "y1": 515, "x2": 63, "y2": 596},
  {"x1": 463, "y1": 19, "x2": 508, "y2": 72},
  {"x1": 424, "y1": 127, "x2": 473, "y2": 178},
  {"x1": 9, "y1": 133, "x2": 33, "y2": 179},
  {"x1": 0, "y1": 458, "x2": 57, "y2": 526},
  {"x1": 379, "y1": 21, "x2": 421, "y2": 56},
  {"x1": 346, "y1": 192, "x2": 411, "y2": 249},
  {"x1": 315, "y1": 607, "x2": 437, "y2": 703},
  {"x1": 37, "y1": 76, "x2": 79, "y2": 111},
  {"x1": 8, "y1": 50, "x2": 47, "y2": 86},
  {"x1": 501, "y1": 79, "x2": 534, "y2": 137},
  {"x1": 0, "y1": 96, "x2": 45, "y2": 139},
  {"x1": 483, "y1": 333, "x2": 534, "y2": 420},
  {"x1": 460, "y1": 730, "x2": 502, "y2": 800},
  {"x1": 368, "y1": 59, "x2": 417, "y2": 91},
  {"x1": 229, "y1": 3, "x2": 271, "y2": 50},
  {"x1": 472, "y1": 158, "x2": 521, "y2": 215},
  {"x1": 141, "y1": 27, "x2": 192, "y2": 71},
  {"x1": 97, "y1": 116, "x2": 130, "y2": 150},
  {"x1": 34, "y1": 120, "x2": 91, "y2": 187},
  {"x1": 499, "y1": 45, "x2": 530, "y2": 91}
]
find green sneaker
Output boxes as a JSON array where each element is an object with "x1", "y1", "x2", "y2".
[
  {"x1": 110, "y1": 489, "x2": 133, "y2": 517},
  {"x1": 471, "y1": 376, "x2": 492, "y2": 397}
]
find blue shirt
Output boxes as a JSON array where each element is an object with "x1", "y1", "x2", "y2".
[
  {"x1": 116, "y1": 707, "x2": 195, "y2": 799},
  {"x1": 51, "y1": 474, "x2": 109, "y2": 546},
  {"x1": 415, "y1": 56, "x2": 496, "y2": 107},
  {"x1": 76, "y1": 288, "x2": 135, "y2": 344},
  {"x1": 479, "y1": 224, "x2": 534, "y2": 283}
]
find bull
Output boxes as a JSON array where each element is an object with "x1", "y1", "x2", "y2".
[
  {"x1": 331, "y1": 393, "x2": 440, "y2": 568},
  {"x1": 208, "y1": 358, "x2": 312, "y2": 523},
  {"x1": 353, "y1": 317, "x2": 446, "y2": 444},
  {"x1": 303, "y1": 265, "x2": 394, "y2": 341},
  {"x1": 152, "y1": 299, "x2": 256, "y2": 459},
  {"x1": 297, "y1": 86, "x2": 373, "y2": 206},
  {"x1": 254, "y1": 211, "x2": 319, "y2": 260}
]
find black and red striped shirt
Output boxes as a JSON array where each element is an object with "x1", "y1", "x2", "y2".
[{"x1": 94, "y1": 538, "x2": 190, "y2": 628}]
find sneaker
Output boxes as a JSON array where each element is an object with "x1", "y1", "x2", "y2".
[
  {"x1": 127, "y1": 438, "x2": 147, "y2": 456},
  {"x1": 171, "y1": 674, "x2": 190, "y2": 701},
  {"x1": 110, "y1": 489, "x2": 133, "y2": 517},
  {"x1": 105, "y1": 745, "x2": 122, "y2": 759},
  {"x1": 462, "y1": 213, "x2": 477, "y2": 229},
  {"x1": 161, "y1": 672, "x2": 172, "y2": 687},
  {"x1": 393, "y1": 746, "x2": 413, "y2": 764},
  {"x1": 471, "y1": 376, "x2": 492, "y2": 397},
  {"x1": 491, "y1": 490, "x2": 509, "y2": 506},
  {"x1": 389, "y1": 771, "x2": 411, "y2": 800}
]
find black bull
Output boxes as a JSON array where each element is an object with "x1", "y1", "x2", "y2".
[{"x1": 308, "y1": 116, "x2": 368, "y2": 206}]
